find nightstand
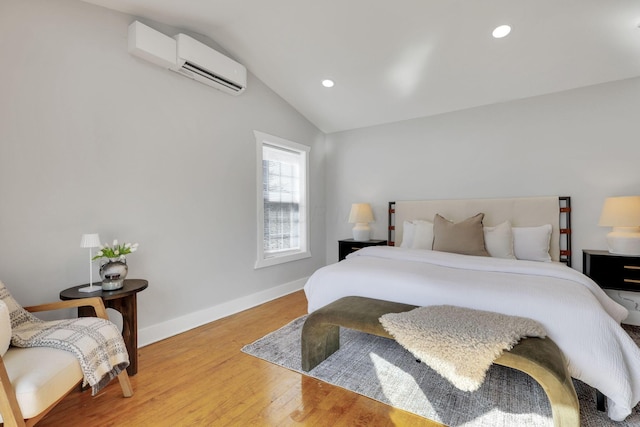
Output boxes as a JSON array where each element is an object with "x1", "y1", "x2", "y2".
[
  {"x1": 338, "y1": 239, "x2": 387, "y2": 261},
  {"x1": 583, "y1": 249, "x2": 640, "y2": 292}
]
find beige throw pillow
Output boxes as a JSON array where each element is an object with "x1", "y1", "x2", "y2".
[{"x1": 433, "y1": 213, "x2": 490, "y2": 257}]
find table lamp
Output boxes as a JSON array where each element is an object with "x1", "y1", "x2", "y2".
[
  {"x1": 79, "y1": 233, "x2": 101, "y2": 292},
  {"x1": 348, "y1": 203, "x2": 374, "y2": 241},
  {"x1": 598, "y1": 196, "x2": 640, "y2": 255}
]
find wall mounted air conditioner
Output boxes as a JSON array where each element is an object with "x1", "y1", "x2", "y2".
[
  {"x1": 171, "y1": 34, "x2": 246, "y2": 95},
  {"x1": 127, "y1": 21, "x2": 247, "y2": 96}
]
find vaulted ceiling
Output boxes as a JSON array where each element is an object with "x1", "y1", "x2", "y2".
[{"x1": 81, "y1": 0, "x2": 640, "y2": 133}]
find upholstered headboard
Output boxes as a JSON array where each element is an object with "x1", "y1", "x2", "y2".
[{"x1": 388, "y1": 196, "x2": 572, "y2": 265}]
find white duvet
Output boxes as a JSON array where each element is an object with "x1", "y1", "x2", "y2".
[{"x1": 303, "y1": 246, "x2": 640, "y2": 421}]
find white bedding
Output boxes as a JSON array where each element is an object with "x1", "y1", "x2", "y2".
[{"x1": 303, "y1": 246, "x2": 640, "y2": 421}]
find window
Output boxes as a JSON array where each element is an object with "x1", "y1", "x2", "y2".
[{"x1": 255, "y1": 131, "x2": 311, "y2": 268}]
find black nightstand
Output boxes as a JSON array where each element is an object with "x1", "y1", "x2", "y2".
[
  {"x1": 338, "y1": 239, "x2": 387, "y2": 261},
  {"x1": 583, "y1": 249, "x2": 640, "y2": 292}
]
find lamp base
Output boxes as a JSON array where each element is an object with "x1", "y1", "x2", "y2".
[
  {"x1": 352, "y1": 223, "x2": 371, "y2": 242},
  {"x1": 607, "y1": 227, "x2": 640, "y2": 256},
  {"x1": 78, "y1": 285, "x2": 101, "y2": 293}
]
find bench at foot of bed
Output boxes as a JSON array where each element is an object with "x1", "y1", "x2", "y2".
[{"x1": 301, "y1": 296, "x2": 580, "y2": 427}]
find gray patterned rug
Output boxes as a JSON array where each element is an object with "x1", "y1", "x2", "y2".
[{"x1": 242, "y1": 316, "x2": 640, "y2": 427}]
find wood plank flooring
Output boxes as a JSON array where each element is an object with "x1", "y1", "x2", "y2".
[{"x1": 37, "y1": 290, "x2": 443, "y2": 426}]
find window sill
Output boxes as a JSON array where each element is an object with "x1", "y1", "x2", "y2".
[{"x1": 255, "y1": 250, "x2": 311, "y2": 269}]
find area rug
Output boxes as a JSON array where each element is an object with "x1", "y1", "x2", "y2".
[{"x1": 242, "y1": 316, "x2": 640, "y2": 427}]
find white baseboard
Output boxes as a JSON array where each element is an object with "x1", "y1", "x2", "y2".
[{"x1": 138, "y1": 277, "x2": 307, "y2": 347}]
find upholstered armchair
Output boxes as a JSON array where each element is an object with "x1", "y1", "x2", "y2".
[{"x1": 0, "y1": 297, "x2": 133, "y2": 427}]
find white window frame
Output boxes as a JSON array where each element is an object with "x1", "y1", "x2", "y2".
[{"x1": 254, "y1": 131, "x2": 311, "y2": 269}]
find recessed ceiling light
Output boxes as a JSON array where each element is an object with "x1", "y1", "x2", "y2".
[
  {"x1": 322, "y1": 79, "x2": 335, "y2": 88},
  {"x1": 492, "y1": 25, "x2": 511, "y2": 39}
]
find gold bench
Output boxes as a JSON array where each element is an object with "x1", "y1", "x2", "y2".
[{"x1": 301, "y1": 296, "x2": 579, "y2": 427}]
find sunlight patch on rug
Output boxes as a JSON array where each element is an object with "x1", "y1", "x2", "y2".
[
  {"x1": 370, "y1": 352, "x2": 441, "y2": 422},
  {"x1": 460, "y1": 408, "x2": 550, "y2": 427}
]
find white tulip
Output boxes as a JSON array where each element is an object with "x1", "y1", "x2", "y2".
[{"x1": 113, "y1": 239, "x2": 118, "y2": 246}]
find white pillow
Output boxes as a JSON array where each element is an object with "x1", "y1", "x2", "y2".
[
  {"x1": 400, "y1": 221, "x2": 416, "y2": 248},
  {"x1": 411, "y1": 220, "x2": 434, "y2": 250},
  {"x1": 0, "y1": 300, "x2": 10, "y2": 356},
  {"x1": 483, "y1": 221, "x2": 515, "y2": 259},
  {"x1": 512, "y1": 224, "x2": 552, "y2": 262}
]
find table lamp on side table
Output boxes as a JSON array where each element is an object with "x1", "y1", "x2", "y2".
[
  {"x1": 349, "y1": 203, "x2": 374, "y2": 241},
  {"x1": 598, "y1": 196, "x2": 640, "y2": 255},
  {"x1": 79, "y1": 233, "x2": 101, "y2": 293}
]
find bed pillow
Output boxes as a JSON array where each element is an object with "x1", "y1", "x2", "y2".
[
  {"x1": 433, "y1": 213, "x2": 489, "y2": 257},
  {"x1": 410, "y1": 220, "x2": 434, "y2": 250},
  {"x1": 400, "y1": 221, "x2": 416, "y2": 248},
  {"x1": 512, "y1": 224, "x2": 552, "y2": 262},
  {"x1": 0, "y1": 300, "x2": 10, "y2": 356},
  {"x1": 483, "y1": 221, "x2": 516, "y2": 259}
]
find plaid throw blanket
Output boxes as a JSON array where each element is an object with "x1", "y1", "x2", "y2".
[{"x1": 1, "y1": 281, "x2": 129, "y2": 395}]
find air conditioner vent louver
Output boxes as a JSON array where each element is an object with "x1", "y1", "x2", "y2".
[{"x1": 179, "y1": 62, "x2": 244, "y2": 93}]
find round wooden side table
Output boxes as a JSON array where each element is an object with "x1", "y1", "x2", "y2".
[{"x1": 60, "y1": 279, "x2": 148, "y2": 376}]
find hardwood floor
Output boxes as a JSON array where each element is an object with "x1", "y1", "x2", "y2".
[{"x1": 38, "y1": 290, "x2": 443, "y2": 426}]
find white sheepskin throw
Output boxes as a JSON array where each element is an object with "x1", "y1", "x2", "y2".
[{"x1": 379, "y1": 305, "x2": 546, "y2": 392}]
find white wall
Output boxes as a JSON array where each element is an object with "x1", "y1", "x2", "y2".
[
  {"x1": 2, "y1": 0, "x2": 639, "y2": 343},
  {"x1": 0, "y1": 0, "x2": 326, "y2": 345},
  {"x1": 325, "y1": 77, "x2": 640, "y2": 322}
]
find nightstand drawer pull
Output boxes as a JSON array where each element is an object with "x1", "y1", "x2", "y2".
[
  {"x1": 624, "y1": 279, "x2": 640, "y2": 284},
  {"x1": 624, "y1": 265, "x2": 640, "y2": 270}
]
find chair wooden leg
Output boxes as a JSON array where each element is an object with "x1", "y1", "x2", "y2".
[
  {"x1": 0, "y1": 358, "x2": 26, "y2": 427},
  {"x1": 117, "y1": 370, "x2": 133, "y2": 397}
]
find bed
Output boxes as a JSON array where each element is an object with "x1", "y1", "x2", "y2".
[{"x1": 304, "y1": 196, "x2": 640, "y2": 421}]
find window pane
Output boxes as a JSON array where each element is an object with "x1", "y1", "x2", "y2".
[{"x1": 263, "y1": 155, "x2": 301, "y2": 254}]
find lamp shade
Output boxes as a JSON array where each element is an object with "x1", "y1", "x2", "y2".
[
  {"x1": 80, "y1": 233, "x2": 101, "y2": 248},
  {"x1": 348, "y1": 203, "x2": 374, "y2": 224},
  {"x1": 598, "y1": 196, "x2": 640, "y2": 227},
  {"x1": 598, "y1": 196, "x2": 640, "y2": 255}
]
